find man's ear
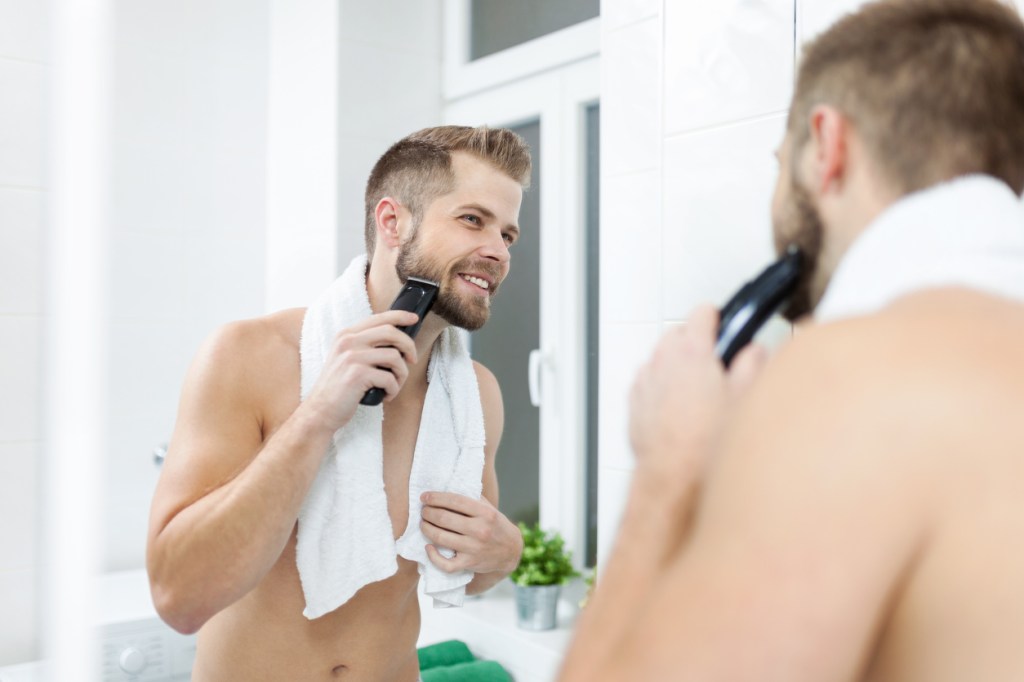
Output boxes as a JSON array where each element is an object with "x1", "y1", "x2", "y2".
[
  {"x1": 374, "y1": 197, "x2": 403, "y2": 249},
  {"x1": 806, "y1": 105, "x2": 849, "y2": 194}
]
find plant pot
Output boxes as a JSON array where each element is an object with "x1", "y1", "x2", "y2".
[{"x1": 514, "y1": 583, "x2": 560, "y2": 631}]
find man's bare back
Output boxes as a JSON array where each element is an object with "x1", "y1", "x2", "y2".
[
  {"x1": 559, "y1": 289, "x2": 1024, "y2": 681},
  {"x1": 849, "y1": 290, "x2": 1024, "y2": 680}
]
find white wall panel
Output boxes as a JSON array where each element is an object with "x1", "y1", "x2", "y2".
[
  {"x1": 0, "y1": 569, "x2": 37, "y2": 663},
  {"x1": 661, "y1": 115, "x2": 788, "y2": 320},
  {"x1": 0, "y1": 317, "x2": 40, "y2": 443},
  {"x1": 595, "y1": 466, "x2": 634, "y2": 569},
  {"x1": 664, "y1": 0, "x2": 794, "y2": 135},
  {"x1": 0, "y1": 59, "x2": 45, "y2": 188},
  {"x1": 602, "y1": 18, "x2": 661, "y2": 174},
  {"x1": 0, "y1": 0, "x2": 47, "y2": 61},
  {"x1": 340, "y1": 0, "x2": 440, "y2": 55},
  {"x1": 601, "y1": 0, "x2": 660, "y2": 32},
  {"x1": 336, "y1": 41, "x2": 441, "y2": 143},
  {"x1": 597, "y1": 322, "x2": 661, "y2": 472},
  {"x1": 0, "y1": 189, "x2": 43, "y2": 315},
  {"x1": 600, "y1": 170, "x2": 662, "y2": 324},
  {"x1": 0, "y1": 443, "x2": 36, "y2": 572}
]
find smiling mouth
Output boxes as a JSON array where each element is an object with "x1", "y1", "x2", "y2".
[{"x1": 458, "y1": 273, "x2": 491, "y2": 291}]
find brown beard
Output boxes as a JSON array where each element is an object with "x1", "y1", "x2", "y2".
[
  {"x1": 775, "y1": 177, "x2": 824, "y2": 321},
  {"x1": 394, "y1": 232, "x2": 502, "y2": 331}
]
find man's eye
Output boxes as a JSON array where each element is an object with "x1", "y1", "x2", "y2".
[
  {"x1": 462, "y1": 214, "x2": 482, "y2": 225},
  {"x1": 503, "y1": 233, "x2": 515, "y2": 246}
]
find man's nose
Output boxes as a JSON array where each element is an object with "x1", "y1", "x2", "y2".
[{"x1": 478, "y1": 229, "x2": 510, "y2": 264}]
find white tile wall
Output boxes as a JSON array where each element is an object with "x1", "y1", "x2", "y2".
[
  {"x1": 332, "y1": 0, "x2": 442, "y2": 269},
  {"x1": 0, "y1": 0, "x2": 47, "y2": 62},
  {"x1": 336, "y1": 41, "x2": 442, "y2": 145},
  {"x1": 337, "y1": 135, "x2": 393, "y2": 265},
  {"x1": 597, "y1": 0, "x2": 827, "y2": 570},
  {"x1": 0, "y1": 58, "x2": 45, "y2": 188},
  {"x1": 601, "y1": 18, "x2": 661, "y2": 175},
  {"x1": 0, "y1": 443, "x2": 37, "y2": 573},
  {"x1": 661, "y1": 114, "x2": 788, "y2": 319},
  {"x1": 0, "y1": 188, "x2": 43, "y2": 315},
  {"x1": 664, "y1": 0, "x2": 794, "y2": 135},
  {"x1": 339, "y1": 0, "x2": 440, "y2": 55},
  {"x1": 601, "y1": 0, "x2": 660, "y2": 32},
  {"x1": 597, "y1": 322, "x2": 662, "y2": 472},
  {"x1": 595, "y1": 467, "x2": 634, "y2": 569},
  {"x1": 101, "y1": 0, "x2": 270, "y2": 579},
  {"x1": 600, "y1": 170, "x2": 662, "y2": 324},
  {"x1": 0, "y1": 317, "x2": 41, "y2": 444},
  {"x1": 0, "y1": 569, "x2": 37, "y2": 664},
  {"x1": 0, "y1": 0, "x2": 46, "y2": 666}
]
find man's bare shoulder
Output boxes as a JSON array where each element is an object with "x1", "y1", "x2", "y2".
[
  {"x1": 732, "y1": 286, "x2": 1024, "y2": 475},
  {"x1": 196, "y1": 308, "x2": 305, "y2": 374},
  {"x1": 182, "y1": 308, "x2": 307, "y2": 419},
  {"x1": 780, "y1": 287, "x2": 1024, "y2": 398}
]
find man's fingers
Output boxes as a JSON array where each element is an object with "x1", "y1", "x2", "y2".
[
  {"x1": 424, "y1": 544, "x2": 462, "y2": 574},
  {"x1": 420, "y1": 491, "x2": 487, "y2": 515},
  {"x1": 688, "y1": 304, "x2": 720, "y2": 353},
  {"x1": 727, "y1": 343, "x2": 769, "y2": 395},
  {"x1": 421, "y1": 505, "x2": 474, "y2": 535},
  {"x1": 421, "y1": 521, "x2": 467, "y2": 554}
]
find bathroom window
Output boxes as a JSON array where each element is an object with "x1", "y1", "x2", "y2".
[
  {"x1": 443, "y1": 0, "x2": 599, "y2": 100},
  {"x1": 469, "y1": 0, "x2": 599, "y2": 60}
]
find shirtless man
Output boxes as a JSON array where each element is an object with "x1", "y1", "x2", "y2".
[
  {"x1": 146, "y1": 126, "x2": 529, "y2": 681},
  {"x1": 560, "y1": 1, "x2": 1024, "y2": 680}
]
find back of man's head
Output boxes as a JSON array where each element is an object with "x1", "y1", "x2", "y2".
[
  {"x1": 363, "y1": 126, "x2": 532, "y2": 257},
  {"x1": 789, "y1": 0, "x2": 1024, "y2": 196}
]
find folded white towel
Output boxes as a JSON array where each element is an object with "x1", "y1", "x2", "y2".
[
  {"x1": 296, "y1": 254, "x2": 486, "y2": 619},
  {"x1": 816, "y1": 174, "x2": 1024, "y2": 322}
]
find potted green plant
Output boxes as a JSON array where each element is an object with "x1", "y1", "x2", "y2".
[{"x1": 510, "y1": 523, "x2": 581, "y2": 630}]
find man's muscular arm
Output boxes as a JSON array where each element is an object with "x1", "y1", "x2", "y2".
[
  {"x1": 420, "y1": 362, "x2": 523, "y2": 593},
  {"x1": 146, "y1": 310, "x2": 418, "y2": 633}
]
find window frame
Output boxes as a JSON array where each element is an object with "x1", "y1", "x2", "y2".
[{"x1": 443, "y1": 0, "x2": 600, "y2": 100}]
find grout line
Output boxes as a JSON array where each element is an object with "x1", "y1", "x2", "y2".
[
  {"x1": 663, "y1": 109, "x2": 791, "y2": 141},
  {"x1": 604, "y1": 12, "x2": 662, "y2": 35},
  {"x1": 0, "y1": 54, "x2": 47, "y2": 67},
  {"x1": 0, "y1": 184, "x2": 45, "y2": 193}
]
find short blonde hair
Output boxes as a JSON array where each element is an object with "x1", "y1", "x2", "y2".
[{"x1": 363, "y1": 126, "x2": 533, "y2": 256}]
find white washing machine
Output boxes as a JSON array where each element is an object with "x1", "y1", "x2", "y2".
[
  {"x1": 0, "y1": 571, "x2": 195, "y2": 682},
  {"x1": 97, "y1": 569, "x2": 196, "y2": 681}
]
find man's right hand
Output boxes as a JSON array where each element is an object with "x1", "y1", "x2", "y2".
[{"x1": 302, "y1": 310, "x2": 420, "y2": 431}]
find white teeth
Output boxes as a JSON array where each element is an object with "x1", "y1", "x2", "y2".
[{"x1": 461, "y1": 274, "x2": 490, "y2": 290}]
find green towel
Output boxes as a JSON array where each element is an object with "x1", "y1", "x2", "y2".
[
  {"x1": 421, "y1": 660, "x2": 512, "y2": 682},
  {"x1": 417, "y1": 640, "x2": 475, "y2": 671}
]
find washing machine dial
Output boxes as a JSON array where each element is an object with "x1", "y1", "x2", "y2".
[{"x1": 119, "y1": 647, "x2": 147, "y2": 674}]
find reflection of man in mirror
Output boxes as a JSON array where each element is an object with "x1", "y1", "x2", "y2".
[
  {"x1": 561, "y1": 1, "x2": 1024, "y2": 680},
  {"x1": 147, "y1": 126, "x2": 530, "y2": 681}
]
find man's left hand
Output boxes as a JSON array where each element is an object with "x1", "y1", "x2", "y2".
[{"x1": 420, "y1": 492, "x2": 523, "y2": 575}]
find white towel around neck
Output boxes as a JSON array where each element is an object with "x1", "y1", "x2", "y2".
[
  {"x1": 296, "y1": 254, "x2": 486, "y2": 620},
  {"x1": 815, "y1": 174, "x2": 1024, "y2": 323}
]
